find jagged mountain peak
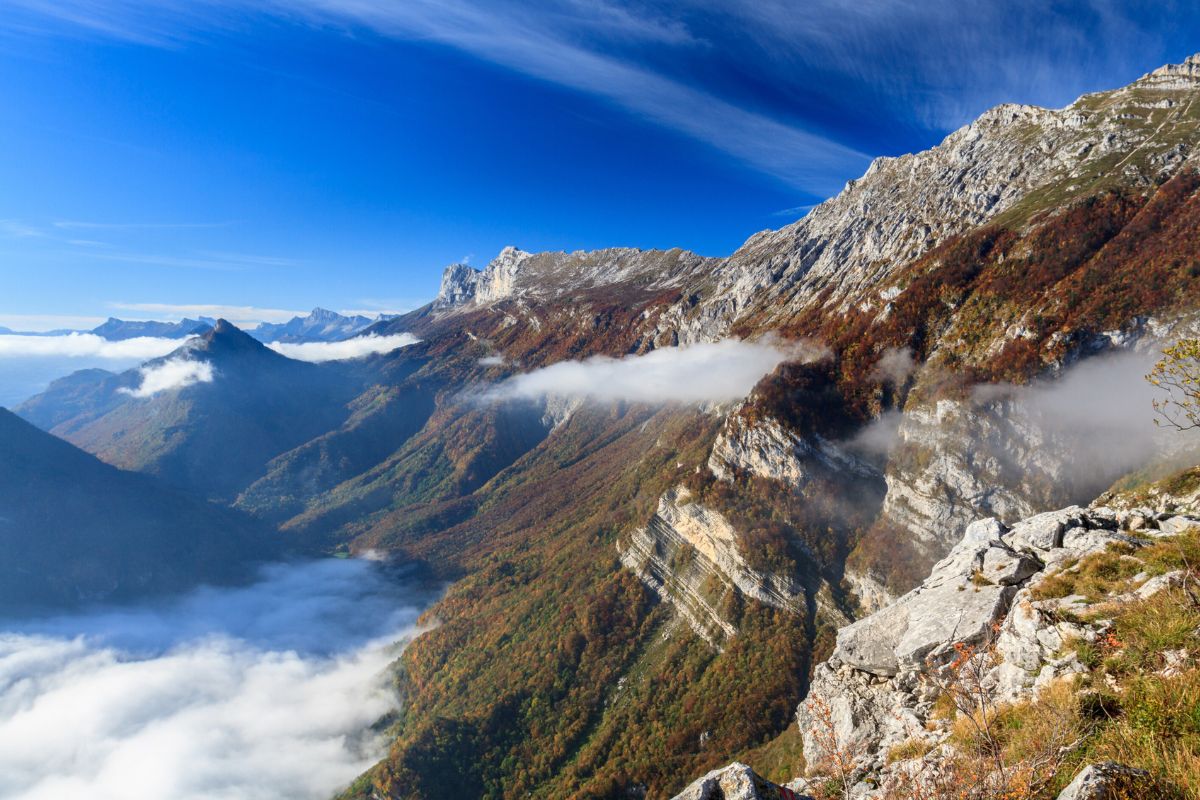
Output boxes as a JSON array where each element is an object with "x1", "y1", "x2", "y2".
[
  {"x1": 248, "y1": 307, "x2": 375, "y2": 343},
  {"x1": 1142, "y1": 51, "x2": 1200, "y2": 84},
  {"x1": 433, "y1": 244, "x2": 715, "y2": 311},
  {"x1": 209, "y1": 318, "x2": 257, "y2": 341},
  {"x1": 657, "y1": 53, "x2": 1200, "y2": 342}
]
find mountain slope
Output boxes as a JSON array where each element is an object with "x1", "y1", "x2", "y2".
[
  {"x1": 17, "y1": 320, "x2": 366, "y2": 502},
  {"x1": 0, "y1": 409, "x2": 276, "y2": 609},
  {"x1": 327, "y1": 56, "x2": 1200, "y2": 799}
]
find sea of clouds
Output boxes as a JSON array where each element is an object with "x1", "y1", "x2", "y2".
[
  {"x1": 0, "y1": 333, "x2": 194, "y2": 407},
  {"x1": 0, "y1": 558, "x2": 435, "y2": 800}
]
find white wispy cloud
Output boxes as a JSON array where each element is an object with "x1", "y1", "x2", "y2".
[
  {"x1": 0, "y1": 333, "x2": 191, "y2": 359},
  {"x1": 0, "y1": 558, "x2": 431, "y2": 800},
  {"x1": 483, "y1": 338, "x2": 821, "y2": 405},
  {"x1": 120, "y1": 357, "x2": 214, "y2": 398},
  {"x1": 846, "y1": 348, "x2": 1183, "y2": 476},
  {"x1": 870, "y1": 346, "x2": 917, "y2": 385},
  {"x1": 53, "y1": 220, "x2": 234, "y2": 230},
  {"x1": 3, "y1": 1, "x2": 1178, "y2": 191},
  {"x1": 771, "y1": 204, "x2": 818, "y2": 218},
  {"x1": 267, "y1": 333, "x2": 419, "y2": 362},
  {"x1": 278, "y1": 0, "x2": 866, "y2": 191},
  {"x1": 83, "y1": 249, "x2": 297, "y2": 272},
  {"x1": 0, "y1": 219, "x2": 46, "y2": 238},
  {"x1": 3, "y1": 0, "x2": 866, "y2": 192},
  {"x1": 693, "y1": 0, "x2": 1173, "y2": 130}
]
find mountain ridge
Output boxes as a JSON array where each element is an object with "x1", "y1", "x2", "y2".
[{"x1": 0, "y1": 408, "x2": 277, "y2": 609}]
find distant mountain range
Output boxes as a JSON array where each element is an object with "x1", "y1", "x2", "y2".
[
  {"x1": 0, "y1": 307, "x2": 390, "y2": 343},
  {"x1": 18, "y1": 320, "x2": 376, "y2": 502},
  {"x1": 248, "y1": 307, "x2": 384, "y2": 343},
  {"x1": 91, "y1": 316, "x2": 216, "y2": 340}
]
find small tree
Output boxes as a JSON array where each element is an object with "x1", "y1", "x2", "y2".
[
  {"x1": 806, "y1": 695, "x2": 861, "y2": 798},
  {"x1": 1148, "y1": 339, "x2": 1200, "y2": 431}
]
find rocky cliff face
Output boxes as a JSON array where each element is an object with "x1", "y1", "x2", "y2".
[
  {"x1": 619, "y1": 486, "x2": 839, "y2": 647},
  {"x1": 665, "y1": 55, "x2": 1200, "y2": 343},
  {"x1": 677, "y1": 481, "x2": 1200, "y2": 799},
  {"x1": 433, "y1": 245, "x2": 716, "y2": 312},
  {"x1": 707, "y1": 414, "x2": 876, "y2": 487},
  {"x1": 796, "y1": 503, "x2": 1199, "y2": 797}
]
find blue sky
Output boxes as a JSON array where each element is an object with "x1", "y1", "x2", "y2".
[{"x1": 0, "y1": 0, "x2": 1198, "y2": 330}]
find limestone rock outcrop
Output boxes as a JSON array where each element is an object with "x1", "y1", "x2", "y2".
[
  {"x1": 1054, "y1": 762, "x2": 1152, "y2": 800},
  {"x1": 670, "y1": 762, "x2": 812, "y2": 800},
  {"x1": 618, "y1": 486, "x2": 833, "y2": 646},
  {"x1": 433, "y1": 246, "x2": 715, "y2": 311},
  {"x1": 794, "y1": 504, "x2": 1198, "y2": 794}
]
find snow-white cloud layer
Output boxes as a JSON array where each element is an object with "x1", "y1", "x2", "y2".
[
  {"x1": 267, "y1": 333, "x2": 419, "y2": 362},
  {"x1": 119, "y1": 357, "x2": 214, "y2": 398},
  {"x1": 0, "y1": 558, "x2": 433, "y2": 800},
  {"x1": 0, "y1": 333, "x2": 190, "y2": 360},
  {"x1": 484, "y1": 338, "x2": 818, "y2": 405}
]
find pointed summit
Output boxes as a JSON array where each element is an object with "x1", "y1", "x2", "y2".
[{"x1": 190, "y1": 318, "x2": 282, "y2": 359}]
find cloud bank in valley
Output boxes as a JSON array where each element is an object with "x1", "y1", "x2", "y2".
[
  {"x1": 484, "y1": 338, "x2": 819, "y2": 405},
  {"x1": 267, "y1": 333, "x2": 419, "y2": 362},
  {"x1": 0, "y1": 333, "x2": 191, "y2": 360},
  {"x1": 870, "y1": 346, "x2": 917, "y2": 385},
  {"x1": 970, "y1": 348, "x2": 1174, "y2": 478},
  {"x1": 120, "y1": 358, "x2": 214, "y2": 398},
  {"x1": 0, "y1": 558, "x2": 433, "y2": 800},
  {"x1": 0, "y1": 334, "x2": 199, "y2": 406}
]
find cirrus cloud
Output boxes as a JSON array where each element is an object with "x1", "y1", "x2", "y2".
[{"x1": 266, "y1": 333, "x2": 419, "y2": 363}]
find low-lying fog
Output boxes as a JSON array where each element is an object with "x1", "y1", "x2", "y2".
[{"x1": 0, "y1": 558, "x2": 435, "y2": 800}]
